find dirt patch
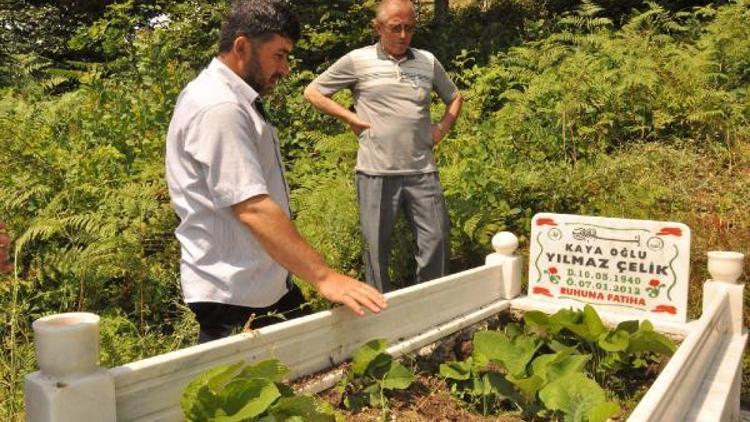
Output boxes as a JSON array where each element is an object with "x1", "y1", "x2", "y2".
[
  {"x1": 318, "y1": 374, "x2": 523, "y2": 422},
  {"x1": 296, "y1": 314, "x2": 521, "y2": 420}
]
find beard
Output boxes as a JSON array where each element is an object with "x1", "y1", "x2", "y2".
[
  {"x1": 242, "y1": 49, "x2": 280, "y2": 96},
  {"x1": 243, "y1": 56, "x2": 265, "y2": 94}
]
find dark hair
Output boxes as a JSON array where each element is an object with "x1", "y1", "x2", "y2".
[{"x1": 218, "y1": 0, "x2": 301, "y2": 53}]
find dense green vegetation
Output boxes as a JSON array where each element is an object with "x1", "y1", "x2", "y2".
[
  {"x1": 440, "y1": 306, "x2": 675, "y2": 419},
  {"x1": 184, "y1": 304, "x2": 671, "y2": 421},
  {"x1": 1, "y1": 0, "x2": 749, "y2": 419}
]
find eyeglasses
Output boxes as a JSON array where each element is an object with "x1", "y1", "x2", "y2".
[{"x1": 385, "y1": 23, "x2": 416, "y2": 34}]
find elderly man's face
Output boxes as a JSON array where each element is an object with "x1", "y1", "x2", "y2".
[{"x1": 375, "y1": 3, "x2": 416, "y2": 58}]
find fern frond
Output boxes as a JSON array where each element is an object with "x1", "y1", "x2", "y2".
[{"x1": 15, "y1": 219, "x2": 66, "y2": 254}]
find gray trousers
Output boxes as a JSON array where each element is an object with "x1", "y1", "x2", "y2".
[{"x1": 355, "y1": 172, "x2": 450, "y2": 292}]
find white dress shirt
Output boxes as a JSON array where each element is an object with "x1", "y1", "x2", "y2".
[{"x1": 166, "y1": 58, "x2": 290, "y2": 307}]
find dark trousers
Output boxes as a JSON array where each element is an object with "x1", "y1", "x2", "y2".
[
  {"x1": 188, "y1": 284, "x2": 310, "y2": 343},
  {"x1": 355, "y1": 172, "x2": 451, "y2": 293}
]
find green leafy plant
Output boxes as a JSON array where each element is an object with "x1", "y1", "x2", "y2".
[
  {"x1": 337, "y1": 338, "x2": 415, "y2": 417},
  {"x1": 439, "y1": 345, "x2": 520, "y2": 416},
  {"x1": 524, "y1": 305, "x2": 676, "y2": 386},
  {"x1": 439, "y1": 305, "x2": 678, "y2": 420},
  {"x1": 539, "y1": 372, "x2": 621, "y2": 422},
  {"x1": 181, "y1": 359, "x2": 336, "y2": 421},
  {"x1": 440, "y1": 327, "x2": 613, "y2": 420}
]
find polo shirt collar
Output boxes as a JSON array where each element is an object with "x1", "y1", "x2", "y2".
[
  {"x1": 208, "y1": 57, "x2": 259, "y2": 106},
  {"x1": 375, "y1": 42, "x2": 415, "y2": 62}
]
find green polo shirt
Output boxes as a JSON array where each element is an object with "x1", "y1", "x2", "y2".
[{"x1": 311, "y1": 43, "x2": 459, "y2": 175}]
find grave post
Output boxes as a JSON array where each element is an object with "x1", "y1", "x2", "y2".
[
  {"x1": 24, "y1": 312, "x2": 116, "y2": 422},
  {"x1": 703, "y1": 251, "x2": 745, "y2": 334},
  {"x1": 485, "y1": 231, "x2": 523, "y2": 299}
]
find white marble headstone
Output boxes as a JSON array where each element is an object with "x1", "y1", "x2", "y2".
[{"x1": 529, "y1": 213, "x2": 691, "y2": 322}]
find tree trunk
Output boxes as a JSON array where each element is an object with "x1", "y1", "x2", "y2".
[{"x1": 434, "y1": 0, "x2": 449, "y2": 22}]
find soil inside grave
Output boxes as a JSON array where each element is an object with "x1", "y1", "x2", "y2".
[
  {"x1": 318, "y1": 373, "x2": 523, "y2": 422},
  {"x1": 294, "y1": 313, "x2": 522, "y2": 421},
  {"x1": 297, "y1": 311, "x2": 674, "y2": 421}
]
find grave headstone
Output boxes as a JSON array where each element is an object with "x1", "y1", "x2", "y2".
[{"x1": 529, "y1": 213, "x2": 691, "y2": 322}]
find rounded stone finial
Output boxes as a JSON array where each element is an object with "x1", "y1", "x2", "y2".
[
  {"x1": 33, "y1": 312, "x2": 100, "y2": 378},
  {"x1": 707, "y1": 251, "x2": 745, "y2": 283},
  {"x1": 492, "y1": 232, "x2": 519, "y2": 256}
]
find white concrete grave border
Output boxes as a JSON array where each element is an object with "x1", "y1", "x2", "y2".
[{"x1": 24, "y1": 225, "x2": 747, "y2": 422}]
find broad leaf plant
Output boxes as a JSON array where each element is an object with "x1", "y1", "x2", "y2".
[{"x1": 440, "y1": 305, "x2": 675, "y2": 421}]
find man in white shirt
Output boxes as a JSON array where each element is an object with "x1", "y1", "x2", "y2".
[{"x1": 166, "y1": 0, "x2": 387, "y2": 343}]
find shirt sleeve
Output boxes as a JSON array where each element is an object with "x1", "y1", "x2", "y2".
[
  {"x1": 309, "y1": 54, "x2": 357, "y2": 96},
  {"x1": 184, "y1": 102, "x2": 269, "y2": 209},
  {"x1": 433, "y1": 58, "x2": 459, "y2": 104}
]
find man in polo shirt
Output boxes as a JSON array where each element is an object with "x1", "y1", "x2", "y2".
[
  {"x1": 166, "y1": 0, "x2": 387, "y2": 343},
  {"x1": 304, "y1": 0, "x2": 463, "y2": 292}
]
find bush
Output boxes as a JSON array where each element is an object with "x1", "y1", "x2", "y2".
[{"x1": 2, "y1": 1, "x2": 749, "y2": 418}]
